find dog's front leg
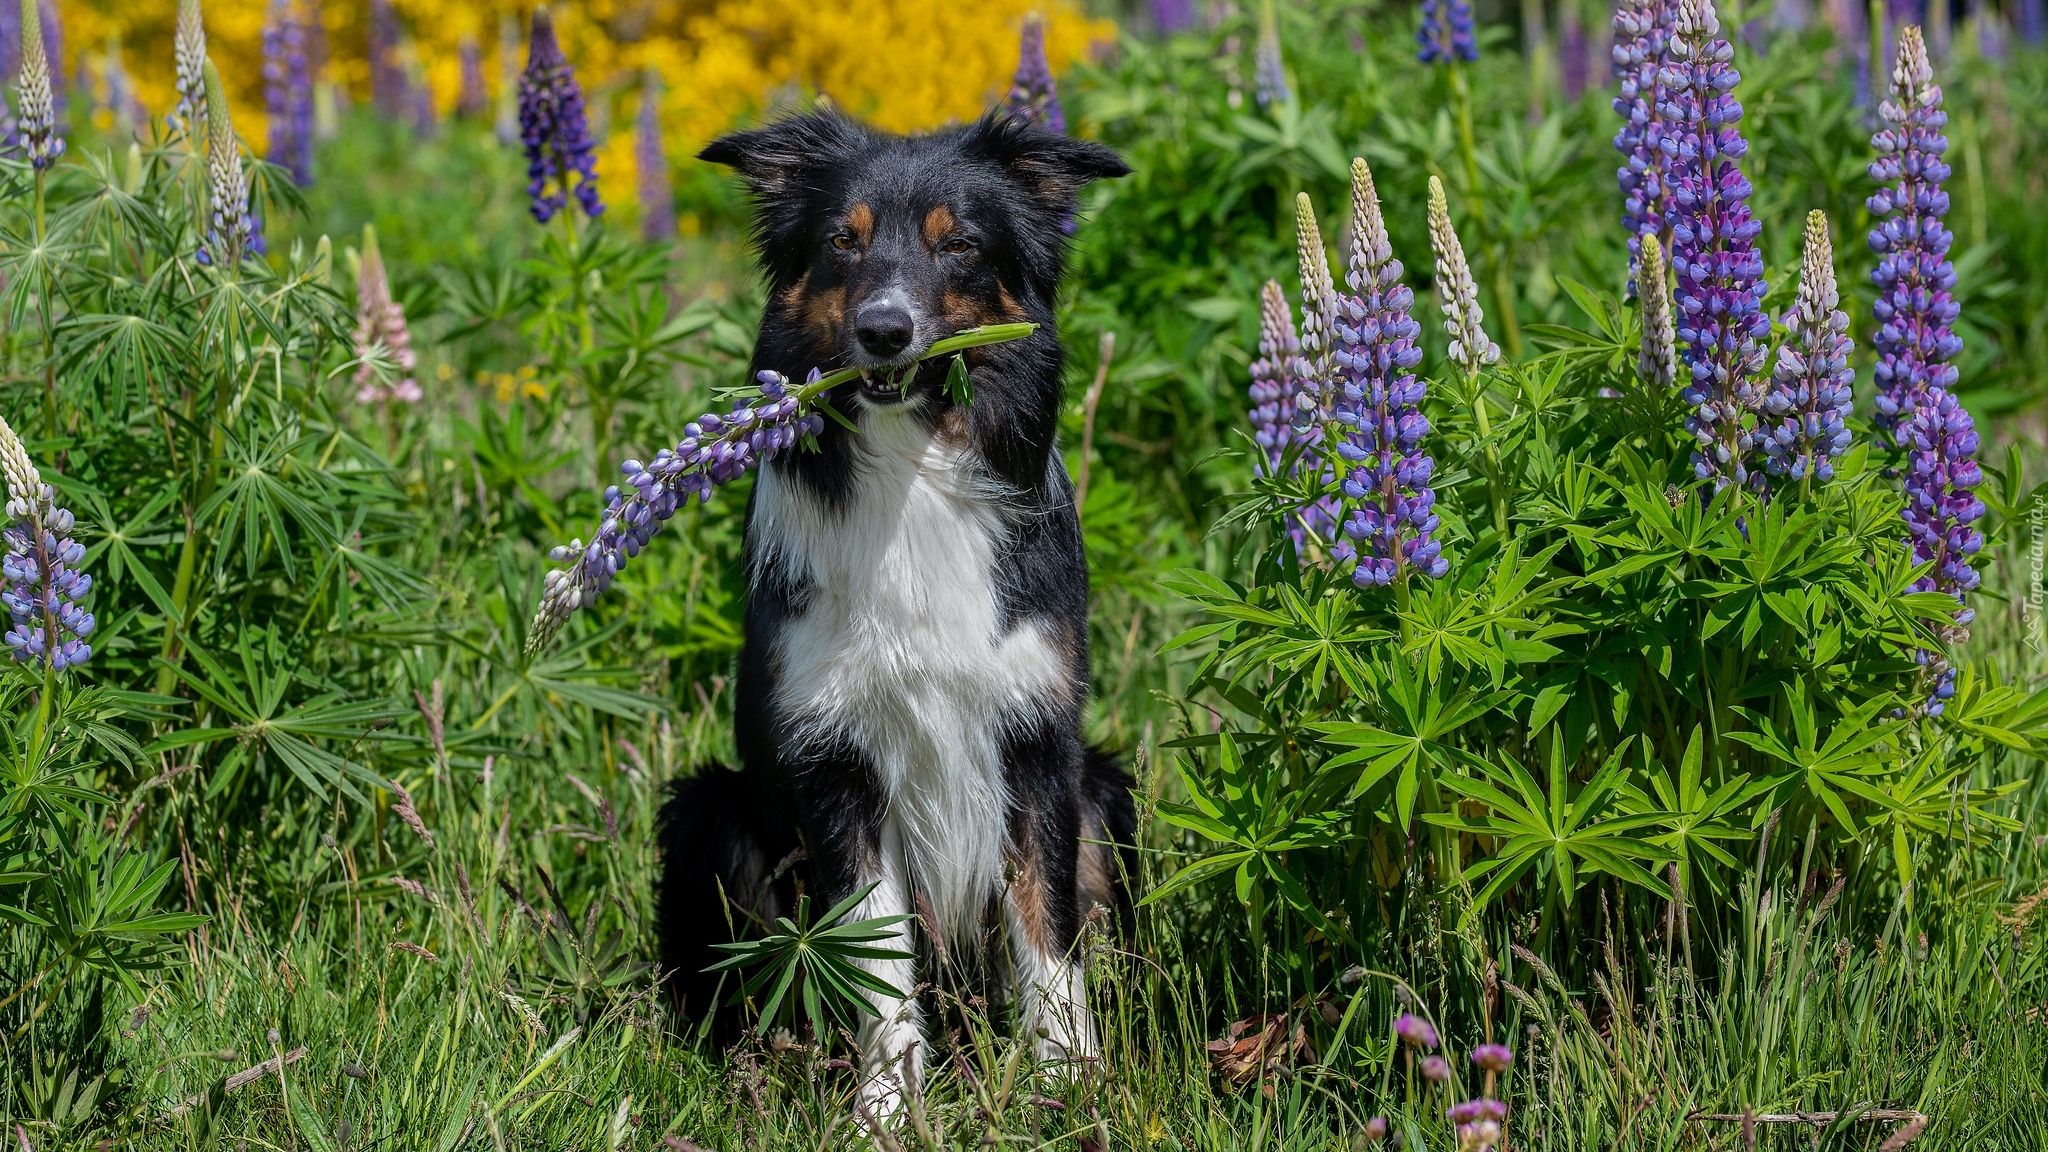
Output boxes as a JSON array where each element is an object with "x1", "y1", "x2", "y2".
[
  {"x1": 850, "y1": 819, "x2": 923, "y2": 1119},
  {"x1": 1003, "y1": 747, "x2": 1098, "y2": 1070}
]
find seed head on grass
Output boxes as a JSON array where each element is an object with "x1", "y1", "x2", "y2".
[{"x1": 0, "y1": 414, "x2": 93, "y2": 671}]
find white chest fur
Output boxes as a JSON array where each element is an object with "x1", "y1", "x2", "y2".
[{"x1": 750, "y1": 407, "x2": 1069, "y2": 943}]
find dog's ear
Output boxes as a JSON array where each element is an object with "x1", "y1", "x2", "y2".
[
  {"x1": 967, "y1": 112, "x2": 1131, "y2": 206},
  {"x1": 699, "y1": 112, "x2": 862, "y2": 198}
]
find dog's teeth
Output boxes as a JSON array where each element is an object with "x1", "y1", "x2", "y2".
[{"x1": 860, "y1": 369, "x2": 874, "y2": 383}]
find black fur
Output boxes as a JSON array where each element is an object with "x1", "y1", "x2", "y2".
[{"x1": 656, "y1": 110, "x2": 1135, "y2": 1050}]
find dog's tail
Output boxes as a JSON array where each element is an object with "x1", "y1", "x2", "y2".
[
  {"x1": 655, "y1": 765, "x2": 791, "y2": 1040},
  {"x1": 1080, "y1": 745, "x2": 1140, "y2": 943}
]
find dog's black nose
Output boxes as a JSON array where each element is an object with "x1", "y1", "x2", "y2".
[{"x1": 855, "y1": 304, "x2": 915, "y2": 359}]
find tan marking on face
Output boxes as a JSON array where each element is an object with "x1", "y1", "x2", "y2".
[
  {"x1": 923, "y1": 204, "x2": 957, "y2": 248},
  {"x1": 846, "y1": 202, "x2": 874, "y2": 246},
  {"x1": 793, "y1": 279, "x2": 845, "y2": 343}
]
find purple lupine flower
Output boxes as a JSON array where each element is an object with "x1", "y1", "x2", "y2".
[
  {"x1": 263, "y1": 0, "x2": 313, "y2": 185},
  {"x1": 529, "y1": 370, "x2": 825, "y2": 652},
  {"x1": 406, "y1": 44, "x2": 435, "y2": 136},
  {"x1": 518, "y1": 6, "x2": 602, "y2": 224},
  {"x1": 1663, "y1": 0, "x2": 1770, "y2": 491},
  {"x1": 196, "y1": 60, "x2": 256, "y2": 266},
  {"x1": 457, "y1": 34, "x2": 488, "y2": 118},
  {"x1": 1394, "y1": 1012, "x2": 1439, "y2": 1049},
  {"x1": 0, "y1": 414, "x2": 93, "y2": 671},
  {"x1": 1005, "y1": 14, "x2": 1065, "y2": 134},
  {"x1": 1612, "y1": 0, "x2": 1676, "y2": 287},
  {"x1": 493, "y1": 13, "x2": 519, "y2": 145},
  {"x1": 16, "y1": 0, "x2": 59, "y2": 170},
  {"x1": 1868, "y1": 26, "x2": 1960, "y2": 437},
  {"x1": 173, "y1": 0, "x2": 205, "y2": 132},
  {"x1": 1250, "y1": 279, "x2": 1339, "y2": 552},
  {"x1": 1561, "y1": 0, "x2": 1589, "y2": 99},
  {"x1": 0, "y1": 0, "x2": 18, "y2": 86},
  {"x1": 1329, "y1": 161, "x2": 1445, "y2": 585},
  {"x1": 353, "y1": 225, "x2": 420, "y2": 405},
  {"x1": 1255, "y1": 0, "x2": 1289, "y2": 107},
  {"x1": 1419, "y1": 0, "x2": 1481, "y2": 62},
  {"x1": 35, "y1": 0, "x2": 59, "y2": 122},
  {"x1": 2023, "y1": 0, "x2": 2047, "y2": 41},
  {"x1": 1151, "y1": 0, "x2": 1196, "y2": 34},
  {"x1": 367, "y1": 0, "x2": 406, "y2": 118},
  {"x1": 635, "y1": 72, "x2": 673, "y2": 242},
  {"x1": 1470, "y1": 1045, "x2": 1514, "y2": 1073},
  {"x1": 1899, "y1": 386, "x2": 1981, "y2": 714},
  {"x1": 1760, "y1": 211, "x2": 1853, "y2": 484},
  {"x1": 1974, "y1": 0, "x2": 2009, "y2": 59}
]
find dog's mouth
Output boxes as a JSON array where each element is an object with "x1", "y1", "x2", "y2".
[{"x1": 856, "y1": 364, "x2": 922, "y2": 406}]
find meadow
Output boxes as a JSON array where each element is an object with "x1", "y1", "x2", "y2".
[{"x1": 4, "y1": 0, "x2": 2048, "y2": 1148}]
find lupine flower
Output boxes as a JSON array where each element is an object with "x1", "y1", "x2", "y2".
[
  {"x1": 1612, "y1": 0, "x2": 1675, "y2": 285},
  {"x1": 173, "y1": 0, "x2": 205, "y2": 132},
  {"x1": 519, "y1": 6, "x2": 602, "y2": 224},
  {"x1": 1470, "y1": 1044, "x2": 1514, "y2": 1072},
  {"x1": 1418, "y1": 0, "x2": 1480, "y2": 62},
  {"x1": 1421, "y1": 1055, "x2": 1453, "y2": 1082},
  {"x1": 456, "y1": 33, "x2": 488, "y2": 118},
  {"x1": 493, "y1": 13, "x2": 519, "y2": 145},
  {"x1": 1249, "y1": 278, "x2": 1338, "y2": 551},
  {"x1": 1426, "y1": 176, "x2": 1500, "y2": 378},
  {"x1": 1560, "y1": 2, "x2": 1589, "y2": 99},
  {"x1": 1394, "y1": 1012, "x2": 1439, "y2": 1049},
  {"x1": 1759, "y1": 211, "x2": 1854, "y2": 484},
  {"x1": 35, "y1": 0, "x2": 58, "y2": 121},
  {"x1": 1254, "y1": 0, "x2": 1289, "y2": 107},
  {"x1": 1005, "y1": 14, "x2": 1065, "y2": 134},
  {"x1": 1331, "y1": 161, "x2": 1445, "y2": 585},
  {"x1": 529, "y1": 370, "x2": 826, "y2": 653},
  {"x1": 16, "y1": 0, "x2": 60, "y2": 170},
  {"x1": 1637, "y1": 234, "x2": 1678, "y2": 390},
  {"x1": 367, "y1": 0, "x2": 407, "y2": 118},
  {"x1": 406, "y1": 42, "x2": 435, "y2": 136},
  {"x1": 1899, "y1": 387, "x2": 1982, "y2": 714},
  {"x1": 353, "y1": 225, "x2": 420, "y2": 406},
  {"x1": 1151, "y1": 0, "x2": 1196, "y2": 34},
  {"x1": 1868, "y1": 26, "x2": 1960, "y2": 438},
  {"x1": 196, "y1": 60, "x2": 257, "y2": 266},
  {"x1": 262, "y1": 0, "x2": 313, "y2": 185},
  {"x1": 0, "y1": 0, "x2": 18, "y2": 88},
  {"x1": 0, "y1": 414, "x2": 92, "y2": 671},
  {"x1": 635, "y1": 72, "x2": 673, "y2": 242},
  {"x1": 1663, "y1": 0, "x2": 1769, "y2": 490},
  {"x1": 2023, "y1": 0, "x2": 2047, "y2": 41}
]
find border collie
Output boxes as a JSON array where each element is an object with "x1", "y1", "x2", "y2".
[{"x1": 656, "y1": 110, "x2": 1135, "y2": 1113}]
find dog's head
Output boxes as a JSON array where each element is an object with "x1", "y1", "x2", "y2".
[{"x1": 701, "y1": 110, "x2": 1128, "y2": 407}]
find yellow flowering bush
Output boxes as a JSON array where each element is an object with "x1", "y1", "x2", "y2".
[{"x1": 62, "y1": 0, "x2": 1112, "y2": 209}]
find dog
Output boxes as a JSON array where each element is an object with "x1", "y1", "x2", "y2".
[{"x1": 655, "y1": 109, "x2": 1136, "y2": 1113}]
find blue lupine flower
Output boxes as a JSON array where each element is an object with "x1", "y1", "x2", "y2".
[
  {"x1": 1418, "y1": 0, "x2": 1479, "y2": 63},
  {"x1": 196, "y1": 59, "x2": 258, "y2": 266},
  {"x1": 1151, "y1": 0, "x2": 1195, "y2": 34},
  {"x1": 262, "y1": 0, "x2": 313, "y2": 185},
  {"x1": 0, "y1": 414, "x2": 92, "y2": 671},
  {"x1": 16, "y1": 0, "x2": 61, "y2": 170},
  {"x1": 635, "y1": 71, "x2": 673, "y2": 242},
  {"x1": 1005, "y1": 14, "x2": 1065, "y2": 134},
  {"x1": 457, "y1": 34, "x2": 488, "y2": 118},
  {"x1": 1249, "y1": 278, "x2": 1338, "y2": 553},
  {"x1": 1662, "y1": 0, "x2": 1769, "y2": 490},
  {"x1": 367, "y1": 0, "x2": 407, "y2": 118},
  {"x1": 1255, "y1": 0, "x2": 1289, "y2": 107},
  {"x1": 1759, "y1": 211, "x2": 1854, "y2": 484},
  {"x1": 1330, "y1": 161, "x2": 1446, "y2": 585},
  {"x1": 1868, "y1": 25, "x2": 1960, "y2": 438},
  {"x1": 173, "y1": 0, "x2": 205, "y2": 132},
  {"x1": 1898, "y1": 386, "x2": 1982, "y2": 715},
  {"x1": 529, "y1": 372, "x2": 825, "y2": 651},
  {"x1": 518, "y1": 5, "x2": 602, "y2": 224},
  {"x1": 1612, "y1": 0, "x2": 1676, "y2": 286}
]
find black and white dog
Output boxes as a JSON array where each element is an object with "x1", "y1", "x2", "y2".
[{"x1": 656, "y1": 110, "x2": 1135, "y2": 1111}]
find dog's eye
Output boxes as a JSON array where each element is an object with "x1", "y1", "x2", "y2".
[
  {"x1": 941, "y1": 237, "x2": 975, "y2": 255},
  {"x1": 830, "y1": 232, "x2": 858, "y2": 251}
]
